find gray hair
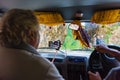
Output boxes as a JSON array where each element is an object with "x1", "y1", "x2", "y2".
[{"x1": 0, "y1": 9, "x2": 40, "y2": 47}]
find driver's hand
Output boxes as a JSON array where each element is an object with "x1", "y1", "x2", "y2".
[
  {"x1": 88, "y1": 71, "x2": 102, "y2": 80},
  {"x1": 95, "y1": 44, "x2": 109, "y2": 53}
]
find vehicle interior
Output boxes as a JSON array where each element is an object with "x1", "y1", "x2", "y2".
[{"x1": 0, "y1": 0, "x2": 120, "y2": 80}]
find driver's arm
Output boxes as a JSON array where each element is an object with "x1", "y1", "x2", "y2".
[
  {"x1": 88, "y1": 66, "x2": 120, "y2": 80},
  {"x1": 95, "y1": 44, "x2": 120, "y2": 61},
  {"x1": 104, "y1": 66, "x2": 120, "y2": 80}
]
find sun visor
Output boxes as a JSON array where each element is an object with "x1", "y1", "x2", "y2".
[
  {"x1": 91, "y1": 9, "x2": 120, "y2": 24},
  {"x1": 34, "y1": 12, "x2": 64, "y2": 26}
]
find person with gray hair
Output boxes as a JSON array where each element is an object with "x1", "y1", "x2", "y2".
[{"x1": 0, "y1": 9, "x2": 64, "y2": 80}]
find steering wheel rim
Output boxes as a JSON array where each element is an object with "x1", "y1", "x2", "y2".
[
  {"x1": 88, "y1": 45, "x2": 120, "y2": 79},
  {"x1": 105, "y1": 45, "x2": 120, "y2": 59}
]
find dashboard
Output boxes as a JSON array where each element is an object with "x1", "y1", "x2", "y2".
[{"x1": 38, "y1": 48, "x2": 92, "y2": 80}]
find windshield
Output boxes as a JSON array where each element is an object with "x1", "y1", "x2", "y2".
[{"x1": 37, "y1": 22, "x2": 120, "y2": 55}]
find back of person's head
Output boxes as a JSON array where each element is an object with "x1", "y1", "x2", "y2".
[{"x1": 0, "y1": 8, "x2": 40, "y2": 48}]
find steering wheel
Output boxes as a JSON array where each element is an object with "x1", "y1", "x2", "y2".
[{"x1": 88, "y1": 45, "x2": 120, "y2": 79}]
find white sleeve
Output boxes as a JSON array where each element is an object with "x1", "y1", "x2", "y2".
[
  {"x1": 45, "y1": 63, "x2": 64, "y2": 80},
  {"x1": 104, "y1": 67, "x2": 120, "y2": 80}
]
